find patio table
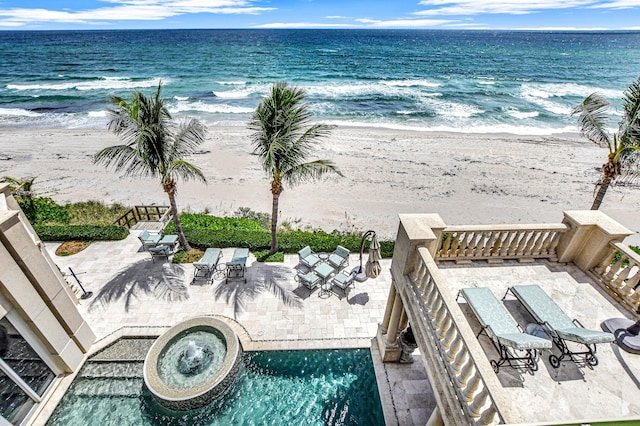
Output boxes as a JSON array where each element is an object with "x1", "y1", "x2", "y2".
[
  {"x1": 158, "y1": 235, "x2": 179, "y2": 250},
  {"x1": 314, "y1": 262, "x2": 335, "y2": 285}
]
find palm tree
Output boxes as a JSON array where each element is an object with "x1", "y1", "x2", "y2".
[
  {"x1": 94, "y1": 83, "x2": 206, "y2": 252},
  {"x1": 249, "y1": 82, "x2": 343, "y2": 254},
  {"x1": 572, "y1": 77, "x2": 640, "y2": 209}
]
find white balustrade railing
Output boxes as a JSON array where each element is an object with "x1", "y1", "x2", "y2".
[
  {"x1": 437, "y1": 224, "x2": 566, "y2": 262},
  {"x1": 396, "y1": 246, "x2": 518, "y2": 425},
  {"x1": 592, "y1": 242, "x2": 640, "y2": 311}
]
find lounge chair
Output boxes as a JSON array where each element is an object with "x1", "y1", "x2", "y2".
[
  {"x1": 227, "y1": 248, "x2": 249, "y2": 283},
  {"x1": 298, "y1": 246, "x2": 321, "y2": 269},
  {"x1": 331, "y1": 270, "x2": 356, "y2": 298},
  {"x1": 193, "y1": 248, "x2": 222, "y2": 283},
  {"x1": 328, "y1": 245, "x2": 350, "y2": 270},
  {"x1": 457, "y1": 287, "x2": 551, "y2": 373},
  {"x1": 138, "y1": 230, "x2": 161, "y2": 250},
  {"x1": 295, "y1": 270, "x2": 321, "y2": 290},
  {"x1": 506, "y1": 284, "x2": 614, "y2": 367},
  {"x1": 149, "y1": 245, "x2": 171, "y2": 263}
]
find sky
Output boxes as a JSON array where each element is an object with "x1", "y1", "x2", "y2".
[{"x1": 0, "y1": 0, "x2": 639, "y2": 31}]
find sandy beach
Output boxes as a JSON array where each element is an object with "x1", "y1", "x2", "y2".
[{"x1": 0, "y1": 126, "x2": 638, "y2": 243}]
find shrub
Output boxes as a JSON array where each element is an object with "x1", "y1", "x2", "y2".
[
  {"x1": 18, "y1": 197, "x2": 71, "y2": 224},
  {"x1": 33, "y1": 224, "x2": 129, "y2": 241},
  {"x1": 65, "y1": 200, "x2": 129, "y2": 225},
  {"x1": 165, "y1": 213, "x2": 265, "y2": 233},
  {"x1": 254, "y1": 250, "x2": 284, "y2": 262}
]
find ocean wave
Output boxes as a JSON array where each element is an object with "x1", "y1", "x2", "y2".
[
  {"x1": 520, "y1": 82, "x2": 621, "y2": 100},
  {"x1": 322, "y1": 119, "x2": 577, "y2": 136},
  {"x1": 212, "y1": 88, "x2": 255, "y2": 99},
  {"x1": 6, "y1": 77, "x2": 165, "y2": 92},
  {"x1": 381, "y1": 79, "x2": 441, "y2": 88},
  {"x1": 504, "y1": 108, "x2": 539, "y2": 119},
  {"x1": 0, "y1": 107, "x2": 40, "y2": 117},
  {"x1": 170, "y1": 100, "x2": 254, "y2": 114},
  {"x1": 216, "y1": 80, "x2": 247, "y2": 86},
  {"x1": 419, "y1": 97, "x2": 483, "y2": 118}
]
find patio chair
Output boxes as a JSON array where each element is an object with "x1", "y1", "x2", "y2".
[
  {"x1": 298, "y1": 246, "x2": 321, "y2": 269},
  {"x1": 295, "y1": 270, "x2": 321, "y2": 290},
  {"x1": 506, "y1": 284, "x2": 614, "y2": 368},
  {"x1": 148, "y1": 245, "x2": 171, "y2": 263},
  {"x1": 331, "y1": 270, "x2": 356, "y2": 298},
  {"x1": 328, "y1": 245, "x2": 350, "y2": 270},
  {"x1": 192, "y1": 248, "x2": 222, "y2": 283},
  {"x1": 457, "y1": 287, "x2": 551, "y2": 373},
  {"x1": 138, "y1": 230, "x2": 161, "y2": 250},
  {"x1": 227, "y1": 248, "x2": 249, "y2": 283}
]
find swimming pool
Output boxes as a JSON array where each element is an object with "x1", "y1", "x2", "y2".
[{"x1": 46, "y1": 344, "x2": 384, "y2": 425}]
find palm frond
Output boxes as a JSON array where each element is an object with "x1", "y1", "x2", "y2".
[
  {"x1": 167, "y1": 159, "x2": 207, "y2": 184},
  {"x1": 283, "y1": 159, "x2": 343, "y2": 186},
  {"x1": 572, "y1": 93, "x2": 613, "y2": 149}
]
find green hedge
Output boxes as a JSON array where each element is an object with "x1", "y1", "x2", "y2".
[
  {"x1": 33, "y1": 224, "x2": 129, "y2": 241},
  {"x1": 182, "y1": 225, "x2": 395, "y2": 258}
]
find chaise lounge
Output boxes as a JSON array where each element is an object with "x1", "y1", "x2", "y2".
[
  {"x1": 193, "y1": 248, "x2": 222, "y2": 283},
  {"x1": 506, "y1": 284, "x2": 614, "y2": 367},
  {"x1": 458, "y1": 287, "x2": 551, "y2": 373},
  {"x1": 138, "y1": 230, "x2": 161, "y2": 250},
  {"x1": 227, "y1": 248, "x2": 249, "y2": 283}
]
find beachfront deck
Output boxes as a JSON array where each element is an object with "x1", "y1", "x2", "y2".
[
  {"x1": 36, "y1": 220, "x2": 640, "y2": 425},
  {"x1": 36, "y1": 233, "x2": 434, "y2": 426}
]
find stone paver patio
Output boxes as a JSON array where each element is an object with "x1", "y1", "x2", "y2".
[{"x1": 37, "y1": 232, "x2": 434, "y2": 425}]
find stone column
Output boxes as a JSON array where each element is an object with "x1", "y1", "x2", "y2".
[
  {"x1": 380, "y1": 283, "x2": 397, "y2": 334},
  {"x1": 556, "y1": 210, "x2": 633, "y2": 271}
]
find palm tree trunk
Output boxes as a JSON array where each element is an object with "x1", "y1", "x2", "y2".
[
  {"x1": 270, "y1": 191, "x2": 280, "y2": 254},
  {"x1": 591, "y1": 175, "x2": 612, "y2": 210},
  {"x1": 166, "y1": 187, "x2": 191, "y2": 251}
]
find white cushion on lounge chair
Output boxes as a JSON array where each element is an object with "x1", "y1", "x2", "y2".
[{"x1": 298, "y1": 246, "x2": 320, "y2": 269}]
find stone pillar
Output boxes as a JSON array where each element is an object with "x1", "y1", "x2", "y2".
[
  {"x1": 380, "y1": 284, "x2": 397, "y2": 333},
  {"x1": 557, "y1": 210, "x2": 633, "y2": 271}
]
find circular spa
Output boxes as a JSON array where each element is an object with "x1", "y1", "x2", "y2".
[{"x1": 143, "y1": 317, "x2": 242, "y2": 410}]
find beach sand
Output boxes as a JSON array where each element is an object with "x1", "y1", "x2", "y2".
[{"x1": 1, "y1": 126, "x2": 638, "y2": 243}]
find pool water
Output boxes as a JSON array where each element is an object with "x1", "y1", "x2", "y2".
[{"x1": 46, "y1": 348, "x2": 384, "y2": 425}]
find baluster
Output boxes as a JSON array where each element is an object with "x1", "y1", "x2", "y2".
[
  {"x1": 522, "y1": 231, "x2": 538, "y2": 256},
  {"x1": 419, "y1": 274, "x2": 433, "y2": 299},
  {"x1": 441, "y1": 325, "x2": 459, "y2": 353},
  {"x1": 461, "y1": 231, "x2": 472, "y2": 257},
  {"x1": 461, "y1": 373, "x2": 481, "y2": 403},
  {"x1": 433, "y1": 302, "x2": 448, "y2": 329},
  {"x1": 468, "y1": 387, "x2": 491, "y2": 419},
  {"x1": 429, "y1": 296, "x2": 444, "y2": 323},
  {"x1": 532, "y1": 230, "x2": 547, "y2": 255},
  {"x1": 547, "y1": 231, "x2": 562, "y2": 257},
  {"x1": 507, "y1": 231, "x2": 521, "y2": 256},
  {"x1": 439, "y1": 315, "x2": 453, "y2": 340},
  {"x1": 446, "y1": 337, "x2": 464, "y2": 363},
  {"x1": 451, "y1": 349, "x2": 470, "y2": 377},
  {"x1": 488, "y1": 231, "x2": 503, "y2": 257},
  {"x1": 469, "y1": 231, "x2": 483, "y2": 257},
  {"x1": 612, "y1": 262, "x2": 632, "y2": 291},
  {"x1": 455, "y1": 360, "x2": 475, "y2": 388},
  {"x1": 499, "y1": 231, "x2": 513, "y2": 257},
  {"x1": 478, "y1": 404, "x2": 499, "y2": 425},
  {"x1": 441, "y1": 232, "x2": 453, "y2": 258},
  {"x1": 450, "y1": 232, "x2": 462, "y2": 258},
  {"x1": 594, "y1": 247, "x2": 618, "y2": 276},
  {"x1": 516, "y1": 231, "x2": 532, "y2": 256},
  {"x1": 604, "y1": 255, "x2": 625, "y2": 282}
]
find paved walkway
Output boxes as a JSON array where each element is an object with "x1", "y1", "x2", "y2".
[{"x1": 42, "y1": 232, "x2": 435, "y2": 425}]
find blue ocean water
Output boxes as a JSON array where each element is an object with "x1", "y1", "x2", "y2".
[{"x1": 1, "y1": 29, "x2": 639, "y2": 135}]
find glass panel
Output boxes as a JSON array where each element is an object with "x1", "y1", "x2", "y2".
[
  {"x1": 0, "y1": 369, "x2": 34, "y2": 425},
  {"x1": 0, "y1": 317, "x2": 55, "y2": 397}
]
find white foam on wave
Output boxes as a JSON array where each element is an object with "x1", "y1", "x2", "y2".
[
  {"x1": 322, "y1": 119, "x2": 576, "y2": 136},
  {"x1": 0, "y1": 107, "x2": 40, "y2": 117},
  {"x1": 216, "y1": 81, "x2": 247, "y2": 86},
  {"x1": 174, "y1": 96, "x2": 189, "y2": 101},
  {"x1": 305, "y1": 81, "x2": 436, "y2": 99},
  {"x1": 213, "y1": 89, "x2": 254, "y2": 99},
  {"x1": 505, "y1": 108, "x2": 539, "y2": 119},
  {"x1": 7, "y1": 77, "x2": 166, "y2": 92},
  {"x1": 420, "y1": 97, "x2": 483, "y2": 118},
  {"x1": 170, "y1": 100, "x2": 254, "y2": 114},
  {"x1": 382, "y1": 79, "x2": 440, "y2": 88},
  {"x1": 88, "y1": 110, "x2": 107, "y2": 118}
]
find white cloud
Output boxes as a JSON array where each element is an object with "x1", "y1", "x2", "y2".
[
  {"x1": 589, "y1": 0, "x2": 640, "y2": 8},
  {"x1": 415, "y1": 0, "x2": 597, "y2": 16},
  {"x1": 355, "y1": 18, "x2": 453, "y2": 27},
  {"x1": 0, "y1": 0, "x2": 274, "y2": 26}
]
